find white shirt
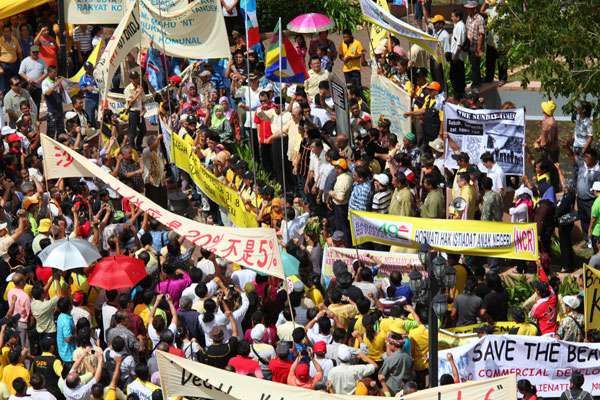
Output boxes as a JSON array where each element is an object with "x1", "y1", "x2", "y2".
[
  {"x1": 451, "y1": 20, "x2": 467, "y2": 62},
  {"x1": 487, "y1": 163, "x2": 506, "y2": 193},
  {"x1": 328, "y1": 363, "x2": 376, "y2": 395},
  {"x1": 101, "y1": 303, "x2": 118, "y2": 343},
  {"x1": 26, "y1": 388, "x2": 56, "y2": 400},
  {"x1": 221, "y1": 0, "x2": 238, "y2": 17},
  {"x1": 309, "y1": 357, "x2": 335, "y2": 383},
  {"x1": 181, "y1": 283, "x2": 199, "y2": 304},
  {"x1": 309, "y1": 149, "x2": 327, "y2": 181},
  {"x1": 509, "y1": 202, "x2": 529, "y2": 223},
  {"x1": 231, "y1": 269, "x2": 256, "y2": 290},
  {"x1": 148, "y1": 322, "x2": 176, "y2": 349},
  {"x1": 433, "y1": 28, "x2": 451, "y2": 55}
]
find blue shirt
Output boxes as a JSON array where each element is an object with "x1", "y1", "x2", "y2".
[
  {"x1": 150, "y1": 231, "x2": 169, "y2": 252},
  {"x1": 349, "y1": 181, "x2": 371, "y2": 212},
  {"x1": 57, "y1": 313, "x2": 75, "y2": 361},
  {"x1": 19, "y1": 37, "x2": 34, "y2": 58},
  {"x1": 79, "y1": 73, "x2": 99, "y2": 99}
]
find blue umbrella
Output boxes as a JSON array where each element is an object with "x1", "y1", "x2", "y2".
[{"x1": 282, "y1": 252, "x2": 300, "y2": 277}]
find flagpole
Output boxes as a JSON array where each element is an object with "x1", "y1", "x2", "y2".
[
  {"x1": 277, "y1": 17, "x2": 290, "y2": 241},
  {"x1": 156, "y1": 0, "x2": 173, "y2": 119},
  {"x1": 244, "y1": 0, "x2": 259, "y2": 212}
]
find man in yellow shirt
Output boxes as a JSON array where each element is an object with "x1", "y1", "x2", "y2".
[
  {"x1": 408, "y1": 307, "x2": 430, "y2": 389},
  {"x1": 305, "y1": 56, "x2": 330, "y2": 101},
  {"x1": 0, "y1": 24, "x2": 23, "y2": 94},
  {"x1": 451, "y1": 171, "x2": 477, "y2": 219},
  {"x1": 338, "y1": 29, "x2": 364, "y2": 89},
  {"x1": 1, "y1": 348, "x2": 30, "y2": 394},
  {"x1": 326, "y1": 287, "x2": 358, "y2": 329},
  {"x1": 508, "y1": 308, "x2": 539, "y2": 336}
]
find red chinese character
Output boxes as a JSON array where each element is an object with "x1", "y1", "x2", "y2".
[
  {"x1": 123, "y1": 195, "x2": 135, "y2": 203},
  {"x1": 131, "y1": 197, "x2": 144, "y2": 207},
  {"x1": 146, "y1": 208, "x2": 162, "y2": 219},
  {"x1": 166, "y1": 220, "x2": 182, "y2": 230},
  {"x1": 237, "y1": 240, "x2": 255, "y2": 266},
  {"x1": 54, "y1": 147, "x2": 74, "y2": 167},
  {"x1": 221, "y1": 239, "x2": 241, "y2": 259},
  {"x1": 204, "y1": 234, "x2": 224, "y2": 253}
]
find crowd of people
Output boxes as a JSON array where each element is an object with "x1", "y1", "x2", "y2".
[{"x1": 0, "y1": 1, "x2": 597, "y2": 400}]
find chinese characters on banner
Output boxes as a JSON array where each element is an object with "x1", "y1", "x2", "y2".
[{"x1": 40, "y1": 135, "x2": 284, "y2": 279}]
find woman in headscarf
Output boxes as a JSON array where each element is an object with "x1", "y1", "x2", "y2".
[
  {"x1": 210, "y1": 105, "x2": 233, "y2": 144},
  {"x1": 182, "y1": 82, "x2": 202, "y2": 111},
  {"x1": 219, "y1": 96, "x2": 241, "y2": 141},
  {"x1": 270, "y1": 197, "x2": 284, "y2": 229},
  {"x1": 555, "y1": 162, "x2": 576, "y2": 272}
]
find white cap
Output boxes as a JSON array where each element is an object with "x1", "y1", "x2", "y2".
[
  {"x1": 1, "y1": 126, "x2": 15, "y2": 136},
  {"x1": 250, "y1": 323, "x2": 266, "y2": 342},
  {"x1": 515, "y1": 185, "x2": 534, "y2": 199},
  {"x1": 374, "y1": 173, "x2": 389, "y2": 186},
  {"x1": 592, "y1": 182, "x2": 600, "y2": 192},
  {"x1": 563, "y1": 295, "x2": 580, "y2": 310},
  {"x1": 65, "y1": 111, "x2": 78, "y2": 120},
  {"x1": 338, "y1": 344, "x2": 352, "y2": 362},
  {"x1": 292, "y1": 280, "x2": 304, "y2": 292},
  {"x1": 0, "y1": 222, "x2": 7, "y2": 231}
]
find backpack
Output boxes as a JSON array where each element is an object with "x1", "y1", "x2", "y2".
[
  {"x1": 462, "y1": 37, "x2": 471, "y2": 53},
  {"x1": 565, "y1": 389, "x2": 590, "y2": 400},
  {"x1": 104, "y1": 351, "x2": 132, "y2": 388}
]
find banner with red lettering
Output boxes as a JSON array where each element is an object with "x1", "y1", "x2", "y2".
[
  {"x1": 440, "y1": 335, "x2": 600, "y2": 397},
  {"x1": 40, "y1": 135, "x2": 284, "y2": 279}
]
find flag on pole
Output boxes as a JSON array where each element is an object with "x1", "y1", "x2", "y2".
[
  {"x1": 392, "y1": 0, "x2": 409, "y2": 7},
  {"x1": 265, "y1": 22, "x2": 309, "y2": 84},
  {"x1": 240, "y1": 0, "x2": 260, "y2": 49}
]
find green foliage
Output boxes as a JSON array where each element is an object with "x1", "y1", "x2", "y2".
[
  {"x1": 490, "y1": 0, "x2": 600, "y2": 116},
  {"x1": 231, "y1": 143, "x2": 281, "y2": 195},
  {"x1": 256, "y1": 0, "x2": 325, "y2": 32},
  {"x1": 304, "y1": 217, "x2": 326, "y2": 248},
  {"x1": 321, "y1": 0, "x2": 364, "y2": 33},
  {"x1": 503, "y1": 274, "x2": 535, "y2": 309},
  {"x1": 559, "y1": 275, "x2": 581, "y2": 297}
]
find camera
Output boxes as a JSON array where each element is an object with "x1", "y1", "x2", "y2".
[
  {"x1": 228, "y1": 285, "x2": 235, "y2": 291},
  {"x1": 301, "y1": 343, "x2": 308, "y2": 356}
]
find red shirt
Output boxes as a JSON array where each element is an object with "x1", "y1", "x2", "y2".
[
  {"x1": 39, "y1": 36, "x2": 58, "y2": 68},
  {"x1": 268, "y1": 358, "x2": 292, "y2": 383},
  {"x1": 254, "y1": 104, "x2": 274, "y2": 144},
  {"x1": 530, "y1": 269, "x2": 558, "y2": 335},
  {"x1": 228, "y1": 355, "x2": 263, "y2": 378},
  {"x1": 169, "y1": 346, "x2": 186, "y2": 358}
]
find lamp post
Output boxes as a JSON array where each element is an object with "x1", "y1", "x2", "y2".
[{"x1": 411, "y1": 241, "x2": 456, "y2": 388}]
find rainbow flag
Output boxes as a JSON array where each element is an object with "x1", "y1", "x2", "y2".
[
  {"x1": 240, "y1": 0, "x2": 260, "y2": 49},
  {"x1": 265, "y1": 22, "x2": 309, "y2": 84}
]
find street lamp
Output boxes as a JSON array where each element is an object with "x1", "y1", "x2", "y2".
[
  {"x1": 443, "y1": 265, "x2": 457, "y2": 289},
  {"x1": 418, "y1": 241, "x2": 433, "y2": 265},
  {"x1": 432, "y1": 254, "x2": 446, "y2": 280},
  {"x1": 432, "y1": 293, "x2": 449, "y2": 319}
]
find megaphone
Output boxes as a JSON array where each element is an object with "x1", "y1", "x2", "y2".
[{"x1": 452, "y1": 197, "x2": 467, "y2": 212}]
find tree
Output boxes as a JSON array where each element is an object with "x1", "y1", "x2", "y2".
[{"x1": 490, "y1": 0, "x2": 600, "y2": 117}]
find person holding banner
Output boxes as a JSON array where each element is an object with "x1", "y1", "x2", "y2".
[{"x1": 124, "y1": 71, "x2": 147, "y2": 151}]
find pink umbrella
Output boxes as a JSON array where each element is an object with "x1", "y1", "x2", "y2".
[{"x1": 287, "y1": 13, "x2": 335, "y2": 33}]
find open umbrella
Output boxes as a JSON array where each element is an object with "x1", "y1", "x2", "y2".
[
  {"x1": 88, "y1": 255, "x2": 147, "y2": 290},
  {"x1": 287, "y1": 13, "x2": 335, "y2": 34},
  {"x1": 37, "y1": 238, "x2": 102, "y2": 271},
  {"x1": 282, "y1": 252, "x2": 300, "y2": 277}
]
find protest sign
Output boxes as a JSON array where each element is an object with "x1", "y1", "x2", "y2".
[
  {"x1": 358, "y1": 0, "x2": 442, "y2": 63},
  {"x1": 139, "y1": 0, "x2": 230, "y2": 59},
  {"x1": 368, "y1": 0, "x2": 389, "y2": 58},
  {"x1": 440, "y1": 335, "x2": 600, "y2": 397},
  {"x1": 370, "y1": 74, "x2": 411, "y2": 139},
  {"x1": 94, "y1": 0, "x2": 142, "y2": 107},
  {"x1": 64, "y1": 0, "x2": 125, "y2": 24},
  {"x1": 62, "y1": 40, "x2": 104, "y2": 97},
  {"x1": 584, "y1": 263, "x2": 600, "y2": 332},
  {"x1": 445, "y1": 321, "x2": 519, "y2": 335},
  {"x1": 349, "y1": 210, "x2": 539, "y2": 261},
  {"x1": 443, "y1": 103, "x2": 526, "y2": 175},
  {"x1": 320, "y1": 245, "x2": 423, "y2": 286},
  {"x1": 103, "y1": 91, "x2": 160, "y2": 118},
  {"x1": 329, "y1": 73, "x2": 351, "y2": 144},
  {"x1": 170, "y1": 131, "x2": 258, "y2": 228},
  {"x1": 41, "y1": 135, "x2": 284, "y2": 279},
  {"x1": 157, "y1": 350, "x2": 516, "y2": 400}
]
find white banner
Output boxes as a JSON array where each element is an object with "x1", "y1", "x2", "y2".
[
  {"x1": 64, "y1": 0, "x2": 188, "y2": 24},
  {"x1": 157, "y1": 350, "x2": 517, "y2": 400},
  {"x1": 443, "y1": 103, "x2": 526, "y2": 175},
  {"x1": 139, "y1": 0, "x2": 230, "y2": 59},
  {"x1": 104, "y1": 92, "x2": 159, "y2": 117},
  {"x1": 370, "y1": 74, "x2": 411, "y2": 140},
  {"x1": 40, "y1": 135, "x2": 285, "y2": 279},
  {"x1": 440, "y1": 335, "x2": 600, "y2": 397}
]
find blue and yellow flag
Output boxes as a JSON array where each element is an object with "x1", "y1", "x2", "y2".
[{"x1": 265, "y1": 22, "x2": 308, "y2": 84}]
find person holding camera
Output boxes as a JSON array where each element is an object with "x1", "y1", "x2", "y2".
[{"x1": 287, "y1": 346, "x2": 323, "y2": 389}]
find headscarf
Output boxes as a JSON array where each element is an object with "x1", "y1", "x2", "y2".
[
  {"x1": 219, "y1": 96, "x2": 233, "y2": 119},
  {"x1": 185, "y1": 82, "x2": 201, "y2": 109},
  {"x1": 211, "y1": 105, "x2": 227, "y2": 128},
  {"x1": 270, "y1": 198, "x2": 284, "y2": 221}
]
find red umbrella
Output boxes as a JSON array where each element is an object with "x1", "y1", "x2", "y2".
[{"x1": 87, "y1": 255, "x2": 147, "y2": 290}]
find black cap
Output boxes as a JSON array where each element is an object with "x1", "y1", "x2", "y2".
[
  {"x1": 242, "y1": 171, "x2": 253, "y2": 180},
  {"x1": 452, "y1": 152, "x2": 470, "y2": 162},
  {"x1": 261, "y1": 186, "x2": 274, "y2": 197},
  {"x1": 83, "y1": 61, "x2": 94, "y2": 70},
  {"x1": 467, "y1": 164, "x2": 481, "y2": 177},
  {"x1": 233, "y1": 160, "x2": 248, "y2": 170},
  {"x1": 129, "y1": 70, "x2": 140, "y2": 79},
  {"x1": 185, "y1": 115, "x2": 197, "y2": 124},
  {"x1": 229, "y1": 154, "x2": 240, "y2": 164}
]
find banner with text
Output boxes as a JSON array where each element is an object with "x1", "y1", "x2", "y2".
[
  {"x1": 320, "y1": 245, "x2": 423, "y2": 287},
  {"x1": 170, "y1": 131, "x2": 258, "y2": 228},
  {"x1": 368, "y1": 0, "x2": 389, "y2": 58},
  {"x1": 104, "y1": 91, "x2": 159, "y2": 117},
  {"x1": 139, "y1": 0, "x2": 230, "y2": 59},
  {"x1": 64, "y1": 0, "x2": 188, "y2": 24},
  {"x1": 443, "y1": 103, "x2": 525, "y2": 175},
  {"x1": 440, "y1": 335, "x2": 600, "y2": 397},
  {"x1": 445, "y1": 321, "x2": 519, "y2": 335},
  {"x1": 41, "y1": 135, "x2": 284, "y2": 278},
  {"x1": 370, "y1": 74, "x2": 411, "y2": 140},
  {"x1": 157, "y1": 350, "x2": 516, "y2": 400},
  {"x1": 584, "y1": 264, "x2": 600, "y2": 332},
  {"x1": 349, "y1": 211, "x2": 539, "y2": 261}
]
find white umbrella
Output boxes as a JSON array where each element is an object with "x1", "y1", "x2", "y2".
[{"x1": 37, "y1": 238, "x2": 102, "y2": 271}]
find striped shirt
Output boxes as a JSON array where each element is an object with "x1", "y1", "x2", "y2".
[
  {"x1": 73, "y1": 25, "x2": 93, "y2": 52},
  {"x1": 371, "y1": 188, "x2": 392, "y2": 213},
  {"x1": 349, "y1": 181, "x2": 372, "y2": 212}
]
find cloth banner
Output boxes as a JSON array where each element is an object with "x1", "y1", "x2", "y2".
[
  {"x1": 157, "y1": 350, "x2": 516, "y2": 400},
  {"x1": 103, "y1": 91, "x2": 160, "y2": 117},
  {"x1": 40, "y1": 134, "x2": 284, "y2": 278},
  {"x1": 445, "y1": 321, "x2": 519, "y2": 335},
  {"x1": 443, "y1": 103, "x2": 526, "y2": 175},
  {"x1": 139, "y1": 0, "x2": 230, "y2": 59},
  {"x1": 370, "y1": 74, "x2": 411, "y2": 139},
  {"x1": 320, "y1": 245, "x2": 423, "y2": 287},
  {"x1": 369, "y1": 0, "x2": 390, "y2": 58},
  {"x1": 63, "y1": 0, "x2": 188, "y2": 24},
  {"x1": 358, "y1": 0, "x2": 442, "y2": 64},
  {"x1": 62, "y1": 40, "x2": 105, "y2": 97},
  {"x1": 0, "y1": 0, "x2": 49, "y2": 20},
  {"x1": 440, "y1": 335, "x2": 600, "y2": 397},
  {"x1": 349, "y1": 211, "x2": 539, "y2": 261},
  {"x1": 94, "y1": 0, "x2": 142, "y2": 107},
  {"x1": 584, "y1": 263, "x2": 600, "y2": 332},
  {"x1": 169, "y1": 131, "x2": 258, "y2": 228}
]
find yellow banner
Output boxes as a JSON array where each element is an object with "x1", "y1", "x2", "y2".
[
  {"x1": 170, "y1": 132, "x2": 258, "y2": 228},
  {"x1": 369, "y1": 0, "x2": 389, "y2": 58},
  {"x1": 350, "y1": 211, "x2": 539, "y2": 261},
  {"x1": 584, "y1": 263, "x2": 600, "y2": 332},
  {"x1": 445, "y1": 321, "x2": 518, "y2": 335}
]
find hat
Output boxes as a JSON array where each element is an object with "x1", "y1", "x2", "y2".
[
  {"x1": 426, "y1": 81, "x2": 442, "y2": 91},
  {"x1": 8, "y1": 133, "x2": 23, "y2": 142},
  {"x1": 38, "y1": 219, "x2": 52, "y2": 233},
  {"x1": 331, "y1": 231, "x2": 345, "y2": 242},
  {"x1": 465, "y1": 91, "x2": 479, "y2": 101},
  {"x1": 248, "y1": 73, "x2": 258, "y2": 80},
  {"x1": 276, "y1": 342, "x2": 290, "y2": 357},
  {"x1": 430, "y1": 14, "x2": 445, "y2": 23},
  {"x1": 23, "y1": 199, "x2": 39, "y2": 210},
  {"x1": 314, "y1": 341, "x2": 327, "y2": 353},
  {"x1": 179, "y1": 295, "x2": 193, "y2": 309},
  {"x1": 467, "y1": 164, "x2": 481, "y2": 177},
  {"x1": 167, "y1": 231, "x2": 180, "y2": 241},
  {"x1": 30, "y1": 45, "x2": 40, "y2": 52},
  {"x1": 360, "y1": 114, "x2": 371, "y2": 123},
  {"x1": 451, "y1": 152, "x2": 470, "y2": 162},
  {"x1": 509, "y1": 307, "x2": 526, "y2": 321},
  {"x1": 541, "y1": 100, "x2": 556, "y2": 116},
  {"x1": 85, "y1": 128, "x2": 100, "y2": 142},
  {"x1": 72, "y1": 291, "x2": 85, "y2": 306},
  {"x1": 199, "y1": 70, "x2": 211, "y2": 78},
  {"x1": 168, "y1": 75, "x2": 182, "y2": 84},
  {"x1": 564, "y1": 295, "x2": 581, "y2": 310},
  {"x1": 429, "y1": 138, "x2": 444, "y2": 153},
  {"x1": 332, "y1": 158, "x2": 348, "y2": 170},
  {"x1": 374, "y1": 173, "x2": 390, "y2": 186},
  {"x1": 592, "y1": 182, "x2": 600, "y2": 192},
  {"x1": 0, "y1": 222, "x2": 7, "y2": 232},
  {"x1": 296, "y1": 363, "x2": 310, "y2": 383},
  {"x1": 404, "y1": 132, "x2": 416, "y2": 143},
  {"x1": 292, "y1": 280, "x2": 304, "y2": 293},
  {"x1": 209, "y1": 326, "x2": 224, "y2": 342},
  {"x1": 474, "y1": 325, "x2": 494, "y2": 335},
  {"x1": 338, "y1": 344, "x2": 352, "y2": 362},
  {"x1": 185, "y1": 114, "x2": 197, "y2": 124},
  {"x1": 1, "y1": 126, "x2": 15, "y2": 136},
  {"x1": 251, "y1": 324, "x2": 266, "y2": 342},
  {"x1": 515, "y1": 185, "x2": 534, "y2": 199},
  {"x1": 242, "y1": 171, "x2": 254, "y2": 180},
  {"x1": 65, "y1": 111, "x2": 78, "y2": 120},
  {"x1": 389, "y1": 320, "x2": 408, "y2": 335},
  {"x1": 374, "y1": 45, "x2": 387, "y2": 55},
  {"x1": 355, "y1": 382, "x2": 369, "y2": 396},
  {"x1": 233, "y1": 160, "x2": 249, "y2": 170},
  {"x1": 83, "y1": 61, "x2": 94, "y2": 70},
  {"x1": 263, "y1": 83, "x2": 274, "y2": 92},
  {"x1": 129, "y1": 70, "x2": 140, "y2": 79},
  {"x1": 464, "y1": 1, "x2": 478, "y2": 7}
]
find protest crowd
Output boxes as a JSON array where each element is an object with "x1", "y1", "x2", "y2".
[{"x1": 0, "y1": 0, "x2": 597, "y2": 400}]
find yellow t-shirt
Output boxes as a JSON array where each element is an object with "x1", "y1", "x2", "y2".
[
  {"x1": 339, "y1": 39, "x2": 363, "y2": 72},
  {"x1": 134, "y1": 304, "x2": 167, "y2": 329},
  {"x1": 329, "y1": 303, "x2": 358, "y2": 329},
  {"x1": 408, "y1": 324, "x2": 429, "y2": 371},
  {"x1": 0, "y1": 37, "x2": 21, "y2": 64},
  {"x1": 355, "y1": 330, "x2": 387, "y2": 362},
  {"x1": 380, "y1": 317, "x2": 419, "y2": 335},
  {"x1": 306, "y1": 286, "x2": 324, "y2": 307},
  {"x1": 1, "y1": 364, "x2": 30, "y2": 394}
]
